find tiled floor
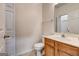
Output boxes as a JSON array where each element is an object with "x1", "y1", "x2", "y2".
[
  {"x1": 20, "y1": 50, "x2": 36, "y2": 56},
  {"x1": 20, "y1": 50, "x2": 44, "y2": 56}
]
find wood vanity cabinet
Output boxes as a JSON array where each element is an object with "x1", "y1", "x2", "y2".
[
  {"x1": 44, "y1": 37, "x2": 79, "y2": 56},
  {"x1": 45, "y1": 38, "x2": 55, "y2": 56}
]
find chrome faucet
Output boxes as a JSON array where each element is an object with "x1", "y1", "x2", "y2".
[{"x1": 61, "y1": 34, "x2": 65, "y2": 38}]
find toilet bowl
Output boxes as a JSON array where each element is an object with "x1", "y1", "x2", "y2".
[{"x1": 34, "y1": 43, "x2": 44, "y2": 56}]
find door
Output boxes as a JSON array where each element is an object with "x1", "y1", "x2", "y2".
[{"x1": 5, "y1": 3, "x2": 15, "y2": 56}]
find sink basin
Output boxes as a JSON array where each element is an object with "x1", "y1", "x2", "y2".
[
  {"x1": 65, "y1": 37, "x2": 79, "y2": 41},
  {"x1": 51, "y1": 34, "x2": 64, "y2": 38}
]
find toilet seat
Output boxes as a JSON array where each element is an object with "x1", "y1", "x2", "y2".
[{"x1": 34, "y1": 43, "x2": 44, "y2": 48}]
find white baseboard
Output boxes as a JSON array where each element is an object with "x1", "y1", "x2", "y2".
[{"x1": 16, "y1": 48, "x2": 33, "y2": 56}]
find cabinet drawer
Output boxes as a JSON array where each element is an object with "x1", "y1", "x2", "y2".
[
  {"x1": 58, "y1": 43, "x2": 78, "y2": 56},
  {"x1": 45, "y1": 38, "x2": 55, "y2": 47}
]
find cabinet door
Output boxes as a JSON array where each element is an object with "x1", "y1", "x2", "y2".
[
  {"x1": 59, "y1": 50, "x2": 71, "y2": 56},
  {"x1": 58, "y1": 42, "x2": 78, "y2": 56},
  {"x1": 45, "y1": 44, "x2": 55, "y2": 56}
]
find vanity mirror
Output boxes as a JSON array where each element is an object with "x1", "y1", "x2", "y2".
[{"x1": 55, "y1": 3, "x2": 79, "y2": 34}]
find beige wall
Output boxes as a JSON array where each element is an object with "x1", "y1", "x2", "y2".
[
  {"x1": 55, "y1": 3, "x2": 79, "y2": 34},
  {"x1": 15, "y1": 3, "x2": 55, "y2": 55},
  {"x1": 15, "y1": 4, "x2": 42, "y2": 55},
  {"x1": 0, "y1": 4, "x2": 6, "y2": 53},
  {"x1": 42, "y1": 3, "x2": 55, "y2": 35},
  {"x1": 0, "y1": 4, "x2": 5, "y2": 32}
]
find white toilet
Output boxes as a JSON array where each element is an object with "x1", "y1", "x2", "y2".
[
  {"x1": 34, "y1": 43, "x2": 44, "y2": 56},
  {"x1": 34, "y1": 34, "x2": 45, "y2": 56}
]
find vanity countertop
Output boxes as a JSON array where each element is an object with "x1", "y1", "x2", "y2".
[{"x1": 44, "y1": 35, "x2": 79, "y2": 48}]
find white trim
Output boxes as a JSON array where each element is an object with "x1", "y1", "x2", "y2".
[{"x1": 16, "y1": 48, "x2": 33, "y2": 56}]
